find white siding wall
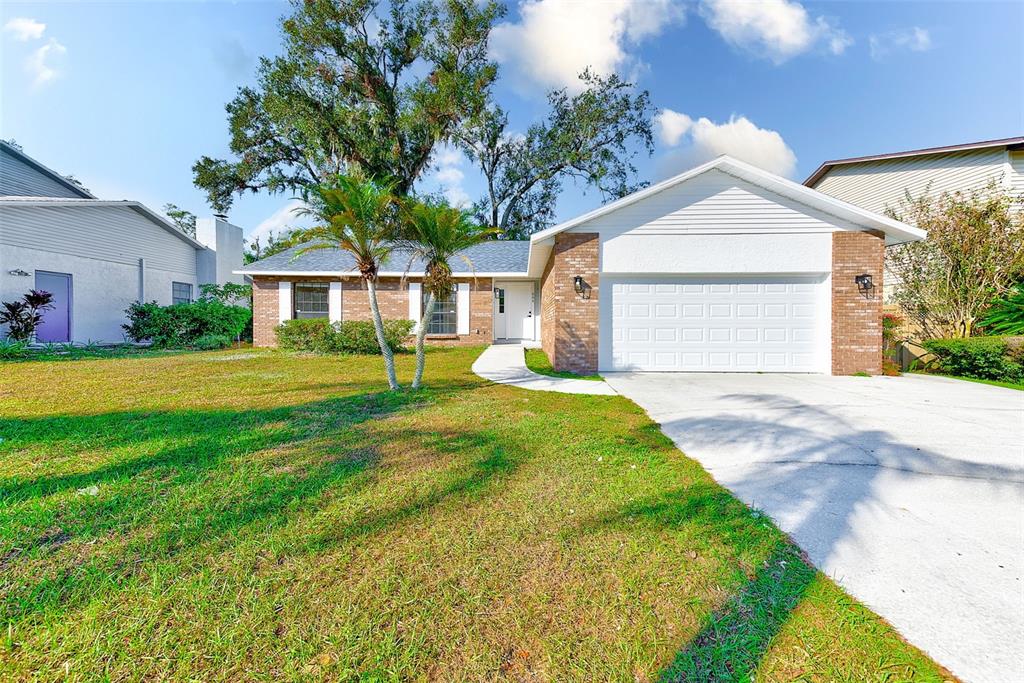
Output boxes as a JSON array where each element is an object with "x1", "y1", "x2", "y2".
[
  {"x1": 0, "y1": 147, "x2": 86, "y2": 198},
  {"x1": 572, "y1": 168, "x2": 842, "y2": 275},
  {"x1": 0, "y1": 245, "x2": 197, "y2": 342},
  {"x1": 1, "y1": 205, "x2": 198, "y2": 274},
  {"x1": 1010, "y1": 151, "x2": 1024, "y2": 203},
  {"x1": 812, "y1": 148, "x2": 1010, "y2": 215}
]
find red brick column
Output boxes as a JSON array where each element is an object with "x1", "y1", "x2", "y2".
[
  {"x1": 539, "y1": 232, "x2": 600, "y2": 374},
  {"x1": 252, "y1": 277, "x2": 280, "y2": 347},
  {"x1": 832, "y1": 230, "x2": 884, "y2": 375}
]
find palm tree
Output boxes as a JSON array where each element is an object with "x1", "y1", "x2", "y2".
[
  {"x1": 298, "y1": 176, "x2": 402, "y2": 390},
  {"x1": 400, "y1": 200, "x2": 498, "y2": 388}
]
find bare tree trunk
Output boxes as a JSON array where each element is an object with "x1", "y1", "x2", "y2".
[
  {"x1": 412, "y1": 291, "x2": 434, "y2": 389},
  {"x1": 366, "y1": 277, "x2": 400, "y2": 390}
]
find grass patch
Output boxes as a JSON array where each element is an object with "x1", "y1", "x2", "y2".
[
  {"x1": 910, "y1": 370, "x2": 1024, "y2": 391},
  {"x1": 524, "y1": 347, "x2": 603, "y2": 381},
  {"x1": 0, "y1": 347, "x2": 950, "y2": 681}
]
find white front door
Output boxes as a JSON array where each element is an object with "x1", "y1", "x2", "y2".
[
  {"x1": 607, "y1": 276, "x2": 827, "y2": 372},
  {"x1": 494, "y1": 282, "x2": 535, "y2": 340}
]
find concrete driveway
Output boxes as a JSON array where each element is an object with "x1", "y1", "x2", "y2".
[{"x1": 603, "y1": 372, "x2": 1024, "y2": 683}]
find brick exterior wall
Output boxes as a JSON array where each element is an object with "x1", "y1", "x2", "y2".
[
  {"x1": 538, "y1": 233, "x2": 600, "y2": 374},
  {"x1": 832, "y1": 230, "x2": 885, "y2": 375},
  {"x1": 250, "y1": 275, "x2": 492, "y2": 348}
]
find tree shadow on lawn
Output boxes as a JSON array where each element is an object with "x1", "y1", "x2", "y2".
[{"x1": 0, "y1": 384, "x2": 522, "y2": 627}]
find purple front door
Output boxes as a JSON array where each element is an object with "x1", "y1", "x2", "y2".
[{"x1": 35, "y1": 271, "x2": 72, "y2": 342}]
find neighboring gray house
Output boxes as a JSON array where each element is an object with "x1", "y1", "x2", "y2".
[
  {"x1": 0, "y1": 141, "x2": 245, "y2": 343},
  {"x1": 805, "y1": 137, "x2": 1024, "y2": 215}
]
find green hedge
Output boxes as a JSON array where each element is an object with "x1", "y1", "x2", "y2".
[
  {"x1": 275, "y1": 318, "x2": 413, "y2": 354},
  {"x1": 123, "y1": 300, "x2": 251, "y2": 348},
  {"x1": 922, "y1": 336, "x2": 1023, "y2": 383}
]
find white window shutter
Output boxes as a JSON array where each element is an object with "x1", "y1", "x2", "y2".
[
  {"x1": 278, "y1": 281, "x2": 292, "y2": 323},
  {"x1": 329, "y1": 282, "x2": 342, "y2": 323},
  {"x1": 456, "y1": 282, "x2": 470, "y2": 335},
  {"x1": 408, "y1": 282, "x2": 421, "y2": 325}
]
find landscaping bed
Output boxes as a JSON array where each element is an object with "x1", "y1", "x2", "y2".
[{"x1": 0, "y1": 347, "x2": 950, "y2": 681}]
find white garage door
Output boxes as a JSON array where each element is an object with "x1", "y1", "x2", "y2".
[{"x1": 609, "y1": 277, "x2": 826, "y2": 372}]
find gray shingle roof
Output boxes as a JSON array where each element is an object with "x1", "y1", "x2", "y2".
[{"x1": 240, "y1": 239, "x2": 530, "y2": 274}]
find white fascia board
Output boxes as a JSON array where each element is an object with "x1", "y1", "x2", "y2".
[{"x1": 528, "y1": 155, "x2": 927, "y2": 247}]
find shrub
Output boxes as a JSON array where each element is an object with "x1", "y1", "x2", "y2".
[
  {"x1": 123, "y1": 300, "x2": 251, "y2": 348},
  {"x1": 981, "y1": 285, "x2": 1024, "y2": 335},
  {"x1": 922, "y1": 336, "x2": 1023, "y2": 382},
  {"x1": 1, "y1": 290, "x2": 55, "y2": 341},
  {"x1": 0, "y1": 338, "x2": 30, "y2": 359},
  {"x1": 275, "y1": 319, "x2": 334, "y2": 352},
  {"x1": 275, "y1": 318, "x2": 413, "y2": 354},
  {"x1": 194, "y1": 334, "x2": 232, "y2": 350}
]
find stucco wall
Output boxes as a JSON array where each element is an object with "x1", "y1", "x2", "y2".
[{"x1": 0, "y1": 244, "x2": 196, "y2": 343}]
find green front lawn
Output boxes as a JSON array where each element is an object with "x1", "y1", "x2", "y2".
[
  {"x1": 0, "y1": 348, "x2": 950, "y2": 681},
  {"x1": 525, "y1": 347, "x2": 603, "y2": 381},
  {"x1": 911, "y1": 371, "x2": 1024, "y2": 391}
]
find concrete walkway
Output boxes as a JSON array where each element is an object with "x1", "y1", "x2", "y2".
[
  {"x1": 472, "y1": 343, "x2": 616, "y2": 395},
  {"x1": 604, "y1": 371, "x2": 1024, "y2": 683}
]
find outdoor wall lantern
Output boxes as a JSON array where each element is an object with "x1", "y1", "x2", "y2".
[
  {"x1": 573, "y1": 275, "x2": 584, "y2": 294},
  {"x1": 854, "y1": 273, "x2": 874, "y2": 293}
]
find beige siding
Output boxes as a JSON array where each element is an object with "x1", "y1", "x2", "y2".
[
  {"x1": 580, "y1": 168, "x2": 859, "y2": 236},
  {"x1": 0, "y1": 147, "x2": 86, "y2": 198},
  {"x1": 1010, "y1": 151, "x2": 1024, "y2": 200},
  {"x1": 0, "y1": 205, "x2": 197, "y2": 274},
  {"x1": 812, "y1": 148, "x2": 1009, "y2": 215}
]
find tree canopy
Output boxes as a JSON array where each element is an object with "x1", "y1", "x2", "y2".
[
  {"x1": 194, "y1": 0, "x2": 502, "y2": 212},
  {"x1": 458, "y1": 70, "x2": 654, "y2": 239}
]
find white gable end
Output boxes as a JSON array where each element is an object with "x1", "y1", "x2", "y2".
[{"x1": 572, "y1": 168, "x2": 860, "y2": 237}]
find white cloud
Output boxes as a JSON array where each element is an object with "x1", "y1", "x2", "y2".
[
  {"x1": 869, "y1": 27, "x2": 932, "y2": 61},
  {"x1": 654, "y1": 109, "x2": 797, "y2": 178},
  {"x1": 27, "y1": 38, "x2": 67, "y2": 87},
  {"x1": 653, "y1": 109, "x2": 694, "y2": 147},
  {"x1": 3, "y1": 17, "x2": 45, "y2": 41},
  {"x1": 699, "y1": 0, "x2": 851, "y2": 64},
  {"x1": 491, "y1": 0, "x2": 684, "y2": 92},
  {"x1": 427, "y1": 143, "x2": 471, "y2": 207},
  {"x1": 249, "y1": 199, "x2": 305, "y2": 244}
]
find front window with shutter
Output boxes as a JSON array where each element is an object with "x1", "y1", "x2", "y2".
[{"x1": 423, "y1": 287, "x2": 457, "y2": 335}]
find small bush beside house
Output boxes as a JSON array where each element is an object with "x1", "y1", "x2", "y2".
[
  {"x1": 123, "y1": 300, "x2": 251, "y2": 348},
  {"x1": 922, "y1": 336, "x2": 1024, "y2": 383},
  {"x1": 275, "y1": 318, "x2": 413, "y2": 354}
]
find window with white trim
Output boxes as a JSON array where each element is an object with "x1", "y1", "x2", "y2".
[
  {"x1": 172, "y1": 281, "x2": 192, "y2": 305},
  {"x1": 423, "y1": 287, "x2": 457, "y2": 335},
  {"x1": 293, "y1": 282, "x2": 330, "y2": 319}
]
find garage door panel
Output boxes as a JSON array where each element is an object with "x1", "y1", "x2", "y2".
[{"x1": 609, "y1": 276, "x2": 824, "y2": 372}]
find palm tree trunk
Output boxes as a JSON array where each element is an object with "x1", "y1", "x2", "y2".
[
  {"x1": 412, "y1": 291, "x2": 434, "y2": 389},
  {"x1": 366, "y1": 277, "x2": 400, "y2": 390}
]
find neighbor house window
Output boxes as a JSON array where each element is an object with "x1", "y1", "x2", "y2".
[
  {"x1": 423, "y1": 287, "x2": 457, "y2": 335},
  {"x1": 172, "y1": 282, "x2": 192, "y2": 305},
  {"x1": 293, "y1": 282, "x2": 329, "y2": 319}
]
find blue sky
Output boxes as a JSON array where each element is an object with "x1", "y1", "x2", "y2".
[{"x1": 2, "y1": 0, "x2": 1021, "y2": 244}]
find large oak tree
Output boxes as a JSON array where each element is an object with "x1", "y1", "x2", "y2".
[{"x1": 194, "y1": 0, "x2": 502, "y2": 212}]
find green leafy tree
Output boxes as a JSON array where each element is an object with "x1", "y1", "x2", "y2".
[
  {"x1": 194, "y1": 0, "x2": 502, "y2": 213},
  {"x1": 399, "y1": 200, "x2": 497, "y2": 388},
  {"x1": 458, "y1": 70, "x2": 654, "y2": 239},
  {"x1": 298, "y1": 176, "x2": 403, "y2": 390},
  {"x1": 163, "y1": 203, "x2": 197, "y2": 238},
  {"x1": 886, "y1": 183, "x2": 1024, "y2": 338}
]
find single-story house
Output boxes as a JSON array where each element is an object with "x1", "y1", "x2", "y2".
[
  {"x1": 240, "y1": 155, "x2": 925, "y2": 375},
  {"x1": 0, "y1": 140, "x2": 245, "y2": 343}
]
